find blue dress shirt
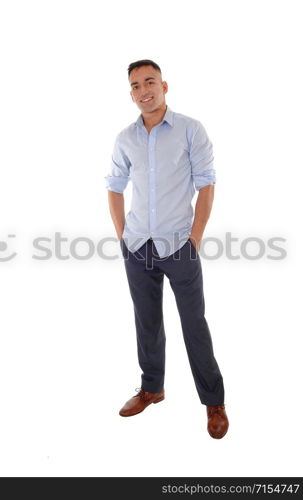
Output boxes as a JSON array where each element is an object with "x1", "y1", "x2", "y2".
[{"x1": 105, "y1": 105, "x2": 216, "y2": 258}]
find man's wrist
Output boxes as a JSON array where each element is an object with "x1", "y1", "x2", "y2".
[
  {"x1": 189, "y1": 232, "x2": 203, "y2": 242},
  {"x1": 189, "y1": 232, "x2": 203, "y2": 252},
  {"x1": 117, "y1": 226, "x2": 125, "y2": 241}
]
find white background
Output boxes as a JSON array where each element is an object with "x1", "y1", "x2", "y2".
[{"x1": 0, "y1": 0, "x2": 302, "y2": 477}]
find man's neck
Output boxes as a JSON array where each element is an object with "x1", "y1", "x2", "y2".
[{"x1": 142, "y1": 104, "x2": 167, "y2": 132}]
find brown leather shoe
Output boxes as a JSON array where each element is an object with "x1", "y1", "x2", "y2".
[
  {"x1": 207, "y1": 404, "x2": 229, "y2": 439},
  {"x1": 119, "y1": 387, "x2": 165, "y2": 417}
]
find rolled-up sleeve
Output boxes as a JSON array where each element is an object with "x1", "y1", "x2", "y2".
[
  {"x1": 189, "y1": 121, "x2": 216, "y2": 191},
  {"x1": 104, "y1": 133, "x2": 130, "y2": 193}
]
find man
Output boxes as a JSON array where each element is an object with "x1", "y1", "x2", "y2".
[{"x1": 105, "y1": 59, "x2": 229, "y2": 439}]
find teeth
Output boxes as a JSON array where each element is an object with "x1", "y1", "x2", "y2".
[{"x1": 142, "y1": 97, "x2": 153, "y2": 102}]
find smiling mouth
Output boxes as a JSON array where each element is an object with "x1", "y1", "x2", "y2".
[{"x1": 141, "y1": 97, "x2": 153, "y2": 103}]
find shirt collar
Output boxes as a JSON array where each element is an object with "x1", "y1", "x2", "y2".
[{"x1": 135, "y1": 105, "x2": 174, "y2": 128}]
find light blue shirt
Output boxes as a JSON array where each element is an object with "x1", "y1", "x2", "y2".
[{"x1": 105, "y1": 105, "x2": 216, "y2": 258}]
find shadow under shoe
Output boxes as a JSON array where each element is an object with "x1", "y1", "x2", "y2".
[{"x1": 119, "y1": 388, "x2": 165, "y2": 417}]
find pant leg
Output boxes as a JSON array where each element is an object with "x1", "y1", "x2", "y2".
[
  {"x1": 161, "y1": 239, "x2": 225, "y2": 406},
  {"x1": 120, "y1": 238, "x2": 166, "y2": 393}
]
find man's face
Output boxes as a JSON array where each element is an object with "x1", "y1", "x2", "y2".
[{"x1": 129, "y1": 65, "x2": 168, "y2": 113}]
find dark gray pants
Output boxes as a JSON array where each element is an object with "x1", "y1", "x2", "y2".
[{"x1": 120, "y1": 237, "x2": 225, "y2": 406}]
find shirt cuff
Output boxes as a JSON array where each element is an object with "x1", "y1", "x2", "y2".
[
  {"x1": 192, "y1": 169, "x2": 216, "y2": 191},
  {"x1": 104, "y1": 175, "x2": 129, "y2": 193}
]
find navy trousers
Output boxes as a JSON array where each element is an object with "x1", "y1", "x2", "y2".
[{"x1": 120, "y1": 237, "x2": 225, "y2": 406}]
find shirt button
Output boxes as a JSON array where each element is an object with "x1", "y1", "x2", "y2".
[
  {"x1": 150, "y1": 168, "x2": 154, "y2": 171},
  {"x1": 151, "y1": 208, "x2": 155, "y2": 212}
]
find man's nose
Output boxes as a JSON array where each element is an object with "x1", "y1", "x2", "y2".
[
  {"x1": 141, "y1": 92, "x2": 152, "y2": 100},
  {"x1": 140, "y1": 85, "x2": 152, "y2": 98}
]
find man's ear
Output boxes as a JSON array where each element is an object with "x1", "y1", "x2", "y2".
[{"x1": 162, "y1": 81, "x2": 168, "y2": 95}]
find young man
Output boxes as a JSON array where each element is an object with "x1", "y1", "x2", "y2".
[{"x1": 105, "y1": 59, "x2": 229, "y2": 439}]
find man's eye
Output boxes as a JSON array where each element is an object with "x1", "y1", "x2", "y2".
[{"x1": 149, "y1": 81, "x2": 154, "y2": 84}]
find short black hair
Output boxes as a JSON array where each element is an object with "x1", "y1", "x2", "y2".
[{"x1": 128, "y1": 59, "x2": 161, "y2": 78}]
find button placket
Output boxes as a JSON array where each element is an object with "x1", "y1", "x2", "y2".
[{"x1": 148, "y1": 129, "x2": 157, "y2": 237}]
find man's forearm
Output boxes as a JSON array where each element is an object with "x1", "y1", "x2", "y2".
[
  {"x1": 107, "y1": 190, "x2": 125, "y2": 240},
  {"x1": 189, "y1": 184, "x2": 215, "y2": 248}
]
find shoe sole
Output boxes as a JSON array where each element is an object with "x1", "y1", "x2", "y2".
[
  {"x1": 119, "y1": 395, "x2": 165, "y2": 417},
  {"x1": 207, "y1": 424, "x2": 229, "y2": 439},
  {"x1": 208, "y1": 430, "x2": 228, "y2": 439}
]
